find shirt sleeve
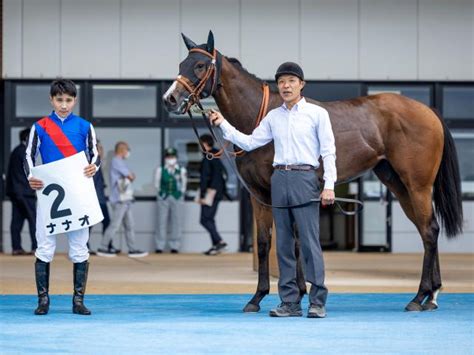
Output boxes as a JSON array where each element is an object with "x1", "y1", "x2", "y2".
[
  {"x1": 317, "y1": 109, "x2": 337, "y2": 190},
  {"x1": 219, "y1": 113, "x2": 273, "y2": 151},
  {"x1": 24, "y1": 124, "x2": 40, "y2": 179},
  {"x1": 114, "y1": 158, "x2": 131, "y2": 178}
]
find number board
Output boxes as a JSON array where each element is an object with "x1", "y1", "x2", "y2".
[{"x1": 31, "y1": 152, "x2": 104, "y2": 236}]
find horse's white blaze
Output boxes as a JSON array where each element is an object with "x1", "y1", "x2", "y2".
[{"x1": 163, "y1": 80, "x2": 178, "y2": 101}]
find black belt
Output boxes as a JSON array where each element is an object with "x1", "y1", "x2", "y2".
[{"x1": 274, "y1": 164, "x2": 316, "y2": 171}]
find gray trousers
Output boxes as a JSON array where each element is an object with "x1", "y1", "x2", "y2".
[
  {"x1": 155, "y1": 197, "x2": 182, "y2": 251},
  {"x1": 271, "y1": 170, "x2": 328, "y2": 306},
  {"x1": 100, "y1": 202, "x2": 138, "y2": 251}
]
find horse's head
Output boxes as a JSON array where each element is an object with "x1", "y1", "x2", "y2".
[{"x1": 163, "y1": 31, "x2": 220, "y2": 114}]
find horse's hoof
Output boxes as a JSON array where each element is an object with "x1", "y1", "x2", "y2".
[
  {"x1": 405, "y1": 301, "x2": 423, "y2": 312},
  {"x1": 422, "y1": 301, "x2": 438, "y2": 311},
  {"x1": 243, "y1": 303, "x2": 260, "y2": 313}
]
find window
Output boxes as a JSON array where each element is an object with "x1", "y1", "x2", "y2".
[
  {"x1": 92, "y1": 85, "x2": 157, "y2": 118},
  {"x1": 16, "y1": 84, "x2": 81, "y2": 117},
  {"x1": 10, "y1": 127, "x2": 25, "y2": 150},
  {"x1": 94, "y1": 128, "x2": 161, "y2": 197},
  {"x1": 442, "y1": 86, "x2": 474, "y2": 119},
  {"x1": 452, "y1": 131, "x2": 474, "y2": 196},
  {"x1": 304, "y1": 82, "x2": 362, "y2": 101},
  {"x1": 368, "y1": 85, "x2": 431, "y2": 106}
]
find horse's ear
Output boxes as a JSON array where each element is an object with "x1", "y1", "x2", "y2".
[
  {"x1": 206, "y1": 30, "x2": 214, "y2": 53},
  {"x1": 181, "y1": 33, "x2": 197, "y2": 50}
]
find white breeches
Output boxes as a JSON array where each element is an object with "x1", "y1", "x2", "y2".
[{"x1": 34, "y1": 206, "x2": 89, "y2": 263}]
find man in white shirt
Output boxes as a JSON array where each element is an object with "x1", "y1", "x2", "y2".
[{"x1": 209, "y1": 62, "x2": 336, "y2": 318}]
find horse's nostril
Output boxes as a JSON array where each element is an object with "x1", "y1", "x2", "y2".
[{"x1": 168, "y1": 95, "x2": 177, "y2": 105}]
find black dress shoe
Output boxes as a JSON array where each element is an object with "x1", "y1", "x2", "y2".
[
  {"x1": 155, "y1": 249, "x2": 163, "y2": 254},
  {"x1": 170, "y1": 249, "x2": 179, "y2": 254}
]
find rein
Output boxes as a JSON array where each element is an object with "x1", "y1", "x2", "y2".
[{"x1": 177, "y1": 49, "x2": 363, "y2": 215}]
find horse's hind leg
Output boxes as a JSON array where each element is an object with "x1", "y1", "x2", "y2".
[
  {"x1": 423, "y1": 249, "x2": 442, "y2": 311},
  {"x1": 399, "y1": 189, "x2": 441, "y2": 311},
  {"x1": 243, "y1": 198, "x2": 273, "y2": 313},
  {"x1": 408, "y1": 205, "x2": 441, "y2": 311},
  {"x1": 373, "y1": 161, "x2": 441, "y2": 311}
]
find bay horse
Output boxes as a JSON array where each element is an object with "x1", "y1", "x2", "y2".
[{"x1": 163, "y1": 31, "x2": 463, "y2": 312}]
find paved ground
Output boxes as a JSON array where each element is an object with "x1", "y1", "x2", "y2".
[{"x1": 1, "y1": 252, "x2": 472, "y2": 294}]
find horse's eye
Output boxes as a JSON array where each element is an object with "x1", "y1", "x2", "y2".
[{"x1": 196, "y1": 63, "x2": 205, "y2": 70}]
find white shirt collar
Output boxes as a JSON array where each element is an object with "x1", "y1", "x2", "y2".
[{"x1": 282, "y1": 97, "x2": 306, "y2": 111}]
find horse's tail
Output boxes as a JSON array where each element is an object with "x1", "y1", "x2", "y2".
[{"x1": 433, "y1": 110, "x2": 463, "y2": 238}]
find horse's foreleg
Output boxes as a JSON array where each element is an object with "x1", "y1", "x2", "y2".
[{"x1": 243, "y1": 199, "x2": 273, "y2": 313}]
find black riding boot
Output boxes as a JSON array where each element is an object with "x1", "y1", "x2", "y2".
[
  {"x1": 34, "y1": 258, "x2": 50, "y2": 315},
  {"x1": 72, "y1": 261, "x2": 91, "y2": 315}
]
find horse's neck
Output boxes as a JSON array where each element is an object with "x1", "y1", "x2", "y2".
[{"x1": 214, "y1": 59, "x2": 279, "y2": 134}]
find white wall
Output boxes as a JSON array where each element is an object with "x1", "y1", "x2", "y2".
[{"x1": 3, "y1": 0, "x2": 473, "y2": 80}]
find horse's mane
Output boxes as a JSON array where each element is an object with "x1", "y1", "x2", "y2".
[{"x1": 226, "y1": 57, "x2": 263, "y2": 83}]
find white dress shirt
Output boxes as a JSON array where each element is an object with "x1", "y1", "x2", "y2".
[{"x1": 219, "y1": 97, "x2": 337, "y2": 189}]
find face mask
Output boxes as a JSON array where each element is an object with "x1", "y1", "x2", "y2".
[
  {"x1": 125, "y1": 151, "x2": 131, "y2": 159},
  {"x1": 165, "y1": 158, "x2": 177, "y2": 166}
]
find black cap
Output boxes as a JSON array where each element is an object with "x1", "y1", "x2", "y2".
[
  {"x1": 164, "y1": 147, "x2": 178, "y2": 157},
  {"x1": 275, "y1": 62, "x2": 304, "y2": 81}
]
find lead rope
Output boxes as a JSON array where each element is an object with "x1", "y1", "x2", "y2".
[{"x1": 191, "y1": 106, "x2": 363, "y2": 216}]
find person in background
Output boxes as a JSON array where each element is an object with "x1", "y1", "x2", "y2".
[
  {"x1": 6, "y1": 128, "x2": 37, "y2": 255},
  {"x1": 154, "y1": 147, "x2": 187, "y2": 254},
  {"x1": 89, "y1": 139, "x2": 111, "y2": 254},
  {"x1": 96, "y1": 141, "x2": 148, "y2": 258},
  {"x1": 198, "y1": 134, "x2": 228, "y2": 256}
]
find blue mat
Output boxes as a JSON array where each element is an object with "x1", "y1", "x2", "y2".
[{"x1": 1, "y1": 294, "x2": 473, "y2": 354}]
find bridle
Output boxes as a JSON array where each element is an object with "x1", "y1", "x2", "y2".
[
  {"x1": 175, "y1": 47, "x2": 270, "y2": 160},
  {"x1": 172, "y1": 48, "x2": 363, "y2": 215},
  {"x1": 176, "y1": 48, "x2": 219, "y2": 114}
]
